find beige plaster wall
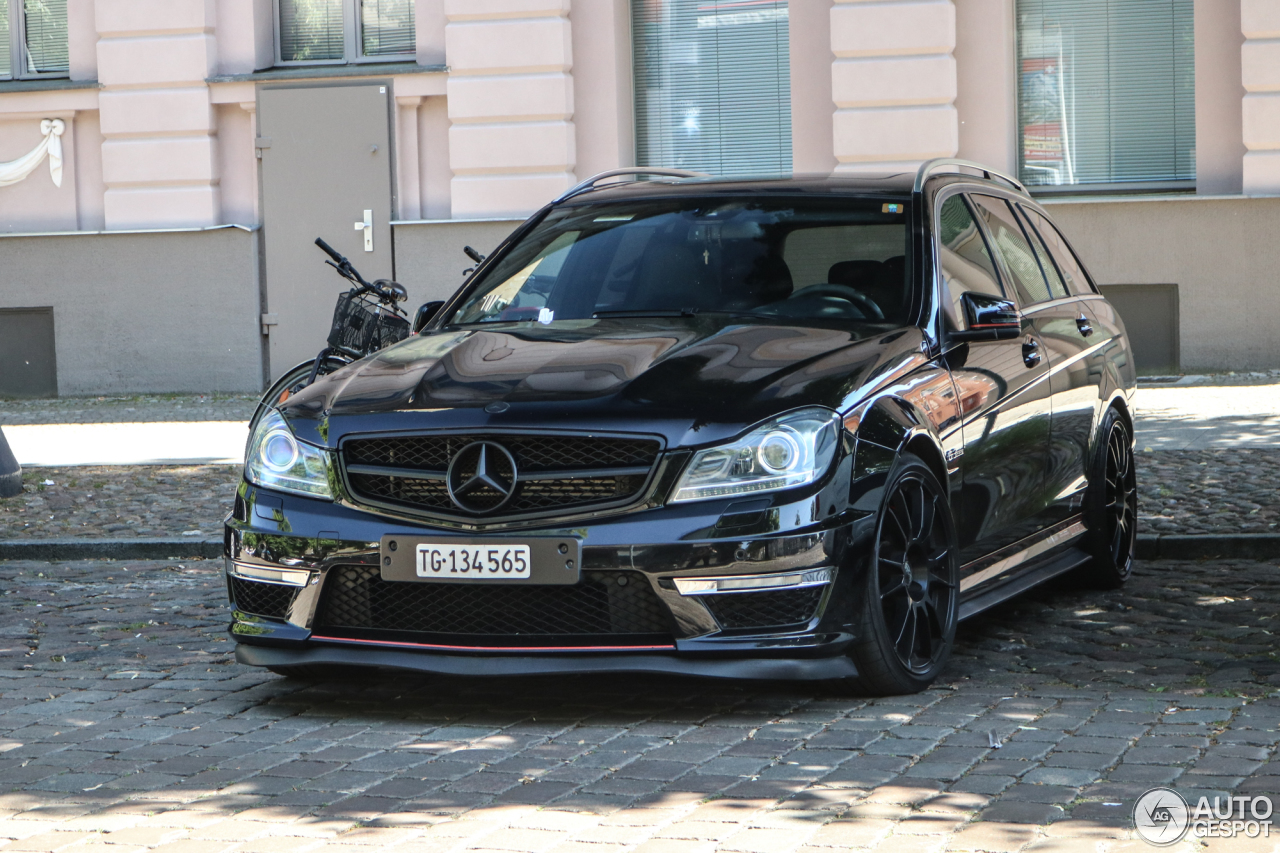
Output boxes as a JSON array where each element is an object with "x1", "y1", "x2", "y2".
[
  {"x1": 1242, "y1": 0, "x2": 1280, "y2": 193},
  {"x1": 791, "y1": 0, "x2": 836, "y2": 175},
  {"x1": 96, "y1": 0, "x2": 221, "y2": 229},
  {"x1": 419, "y1": 96, "x2": 452, "y2": 219},
  {"x1": 444, "y1": 0, "x2": 576, "y2": 218},
  {"x1": 67, "y1": 0, "x2": 99, "y2": 81},
  {"x1": 570, "y1": 0, "x2": 632, "y2": 179},
  {"x1": 1197, "y1": 0, "x2": 1246, "y2": 195},
  {"x1": 0, "y1": 119, "x2": 78, "y2": 232},
  {"x1": 0, "y1": 228, "x2": 262, "y2": 393},
  {"x1": 954, "y1": 0, "x2": 1015, "y2": 174},
  {"x1": 830, "y1": 0, "x2": 958, "y2": 172},
  {"x1": 73, "y1": 110, "x2": 106, "y2": 230},
  {"x1": 1045, "y1": 196, "x2": 1280, "y2": 371}
]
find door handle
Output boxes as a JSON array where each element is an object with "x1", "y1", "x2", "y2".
[
  {"x1": 353, "y1": 209, "x2": 373, "y2": 252},
  {"x1": 1076, "y1": 314, "x2": 1094, "y2": 337},
  {"x1": 1022, "y1": 337, "x2": 1042, "y2": 368}
]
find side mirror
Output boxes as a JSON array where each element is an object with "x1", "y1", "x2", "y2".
[
  {"x1": 413, "y1": 301, "x2": 445, "y2": 334},
  {"x1": 951, "y1": 292, "x2": 1022, "y2": 341}
]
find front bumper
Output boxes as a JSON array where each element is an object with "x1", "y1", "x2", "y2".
[{"x1": 224, "y1": 476, "x2": 878, "y2": 679}]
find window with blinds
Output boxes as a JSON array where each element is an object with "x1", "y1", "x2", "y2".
[
  {"x1": 23, "y1": 0, "x2": 67, "y2": 73},
  {"x1": 1016, "y1": 0, "x2": 1194, "y2": 191},
  {"x1": 633, "y1": 0, "x2": 791, "y2": 178},
  {"x1": 277, "y1": 0, "x2": 414, "y2": 64},
  {"x1": 0, "y1": 0, "x2": 69, "y2": 79}
]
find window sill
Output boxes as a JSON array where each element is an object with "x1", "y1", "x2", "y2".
[
  {"x1": 207, "y1": 62, "x2": 446, "y2": 84},
  {"x1": 0, "y1": 77, "x2": 98, "y2": 94}
]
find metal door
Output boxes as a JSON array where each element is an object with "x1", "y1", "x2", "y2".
[{"x1": 258, "y1": 83, "x2": 394, "y2": 381}]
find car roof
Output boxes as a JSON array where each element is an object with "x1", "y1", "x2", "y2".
[
  {"x1": 562, "y1": 171, "x2": 1029, "y2": 206},
  {"x1": 566, "y1": 172, "x2": 918, "y2": 203}
]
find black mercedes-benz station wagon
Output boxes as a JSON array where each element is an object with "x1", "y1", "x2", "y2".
[{"x1": 224, "y1": 160, "x2": 1136, "y2": 695}]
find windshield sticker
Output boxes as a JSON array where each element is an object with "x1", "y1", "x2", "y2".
[
  {"x1": 538, "y1": 308, "x2": 555, "y2": 324},
  {"x1": 882, "y1": 203, "x2": 903, "y2": 214}
]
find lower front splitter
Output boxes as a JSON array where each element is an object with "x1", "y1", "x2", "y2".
[{"x1": 235, "y1": 642, "x2": 860, "y2": 681}]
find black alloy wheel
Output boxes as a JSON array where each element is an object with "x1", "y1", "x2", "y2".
[
  {"x1": 1081, "y1": 407, "x2": 1137, "y2": 587},
  {"x1": 848, "y1": 453, "x2": 958, "y2": 695}
]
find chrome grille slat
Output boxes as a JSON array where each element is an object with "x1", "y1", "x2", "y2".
[{"x1": 341, "y1": 433, "x2": 662, "y2": 519}]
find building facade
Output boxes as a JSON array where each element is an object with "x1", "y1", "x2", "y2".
[{"x1": 0, "y1": 0, "x2": 1273, "y2": 395}]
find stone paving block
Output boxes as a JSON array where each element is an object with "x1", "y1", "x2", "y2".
[
  {"x1": 944, "y1": 821, "x2": 1036, "y2": 852},
  {"x1": 1022, "y1": 768, "x2": 1100, "y2": 787}
]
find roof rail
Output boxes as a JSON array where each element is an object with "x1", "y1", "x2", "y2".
[
  {"x1": 554, "y1": 168, "x2": 708, "y2": 204},
  {"x1": 914, "y1": 158, "x2": 1027, "y2": 194}
]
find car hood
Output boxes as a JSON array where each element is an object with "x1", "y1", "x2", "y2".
[{"x1": 280, "y1": 317, "x2": 926, "y2": 448}]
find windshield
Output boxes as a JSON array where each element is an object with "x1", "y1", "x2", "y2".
[{"x1": 447, "y1": 196, "x2": 913, "y2": 327}]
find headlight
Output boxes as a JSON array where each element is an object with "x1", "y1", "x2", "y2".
[
  {"x1": 671, "y1": 408, "x2": 840, "y2": 503},
  {"x1": 244, "y1": 410, "x2": 333, "y2": 499}
]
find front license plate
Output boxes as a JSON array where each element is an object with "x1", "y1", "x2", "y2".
[
  {"x1": 379, "y1": 535, "x2": 581, "y2": 584},
  {"x1": 417, "y1": 543, "x2": 531, "y2": 579}
]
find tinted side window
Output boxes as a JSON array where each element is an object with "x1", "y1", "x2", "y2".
[
  {"x1": 1022, "y1": 208, "x2": 1096, "y2": 295},
  {"x1": 936, "y1": 194, "x2": 1005, "y2": 329},
  {"x1": 1015, "y1": 207, "x2": 1069, "y2": 300},
  {"x1": 970, "y1": 194, "x2": 1052, "y2": 306}
]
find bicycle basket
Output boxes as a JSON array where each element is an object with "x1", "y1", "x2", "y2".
[{"x1": 327, "y1": 290, "x2": 411, "y2": 358}]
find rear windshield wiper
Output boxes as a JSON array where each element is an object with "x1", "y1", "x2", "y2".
[{"x1": 592, "y1": 308, "x2": 700, "y2": 319}]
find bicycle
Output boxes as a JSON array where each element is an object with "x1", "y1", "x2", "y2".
[{"x1": 251, "y1": 237, "x2": 410, "y2": 429}]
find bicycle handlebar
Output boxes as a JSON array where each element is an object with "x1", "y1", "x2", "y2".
[
  {"x1": 314, "y1": 236, "x2": 405, "y2": 314},
  {"x1": 315, "y1": 237, "x2": 346, "y2": 266}
]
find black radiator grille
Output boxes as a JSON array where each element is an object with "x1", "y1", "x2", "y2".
[
  {"x1": 231, "y1": 577, "x2": 296, "y2": 619},
  {"x1": 315, "y1": 566, "x2": 673, "y2": 644},
  {"x1": 342, "y1": 433, "x2": 661, "y2": 518},
  {"x1": 703, "y1": 587, "x2": 825, "y2": 630}
]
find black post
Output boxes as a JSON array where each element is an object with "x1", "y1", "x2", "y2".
[{"x1": 0, "y1": 426, "x2": 21, "y2": 498}]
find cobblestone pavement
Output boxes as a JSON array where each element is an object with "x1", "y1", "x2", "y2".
[
  {"x1": 0, "y1": 468, "x2": 237, "y2": 540},
  {"x1": 0, "y1": 556, "x2": 1278, "y2": 852},
  {"x1": 6, "y1": 451, "x2": 1278, "y2": 540}
]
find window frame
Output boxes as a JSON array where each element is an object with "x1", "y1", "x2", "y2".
[
  {"x1": 273, "y1": 0, "x2": 416, "y2": 68},
  {"x1": 1013, "y1": 0, "x2": 1195, "y2": 197},
  {"x1": 967, "y1": 192, "x2": 1059, "y2": 310},
  {"x1": 930, "y1": 186, "x2": 1011, "y2": 334},
  {"x1": 1, "y1": 0, "x2": 71, "y2": 82}
]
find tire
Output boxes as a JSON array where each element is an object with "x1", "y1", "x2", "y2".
[
  {"x1": 1079, "y1": 407, "x2": 1137, "y2": 588},
  {"x1": 846, "y1": 452, "x2": 959, "y2": 695}
]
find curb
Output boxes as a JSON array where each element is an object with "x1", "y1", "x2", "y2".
[
  {"x1": 0, "y1": 534, "x2": 1277, "y2": 563},
  {"x1": 1135, "y1": 533, "x2": 1280, "y2": 561},
  {"x1": 0, "y1": 538, "x2": 223, "y2": 561}
]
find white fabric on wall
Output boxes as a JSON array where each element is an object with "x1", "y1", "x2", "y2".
[{"x1": 0, "y1": 118, "x2": 65, "y2": 188}]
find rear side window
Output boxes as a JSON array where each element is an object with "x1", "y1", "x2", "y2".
[
  {"x1": 1016, "y1": 208, "x2": 1069, "y2": 300},
  {"x1": 936, "y1": 194, "x2": 1004, "y2": 329},
  {"x1": 970, "y1": 194, "x2": 1053, "y2": 306},
  {"x1": 1020, "y1": 207, "x2": 1096, "y2": 296}
]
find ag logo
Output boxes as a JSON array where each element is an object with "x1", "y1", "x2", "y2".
[{"x1": 1134, "y1": 787, "x2": 1190, "y2": 845}]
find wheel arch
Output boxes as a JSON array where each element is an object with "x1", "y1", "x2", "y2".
[{"x1": 853, "y1": 395, "x2": 950, "y2": 492}]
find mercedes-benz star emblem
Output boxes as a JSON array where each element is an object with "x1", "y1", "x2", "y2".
[{"x1": 446, "y1": 441, "x2": 518, "y2": 513}]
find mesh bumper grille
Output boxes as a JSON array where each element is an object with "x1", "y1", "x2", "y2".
[
  {"x1": 702, "y1": 587, "x2": 825, "y2": 630},
  {"x1": 341, "y1": 433, "x2": 661, "y2": 518},
  {"x1": 231, "y1": 577, "x2": 296, "y2": 619},
  {"x1": 314, "y1": 566, "x2": 673, "y2": 645}
]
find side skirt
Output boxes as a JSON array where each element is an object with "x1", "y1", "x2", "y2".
[{"x1": 958, "y1": 545, "x2": 1091, "y2": 621}]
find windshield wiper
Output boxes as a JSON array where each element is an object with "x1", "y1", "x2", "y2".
[{"x1": 592, "y1": 308, "x2": 700, "y2": 319}]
